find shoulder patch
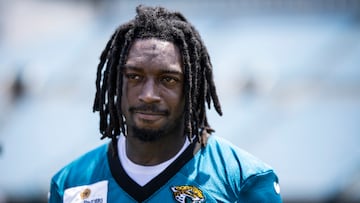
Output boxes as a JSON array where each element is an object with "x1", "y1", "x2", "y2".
[
  {"x1": 64, "y1": 180, "x2": 108, "y2": 203},
  {"x1": 171, "y1": 185, "x2": 205, "y2": 203}
]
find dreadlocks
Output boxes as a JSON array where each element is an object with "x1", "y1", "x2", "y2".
[{"x1": 93, "y1": 5, "x2": 222, "y2": 152}]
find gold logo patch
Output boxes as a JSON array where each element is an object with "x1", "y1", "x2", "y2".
[
  {"x1": 80, "y1": 188, "x2": 91, "y2": 200},
  {"x1": 171, "y1": 185, "x2": 205, "y2": 203}
]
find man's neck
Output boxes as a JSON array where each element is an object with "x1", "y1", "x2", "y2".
[{"x1": 125, "y1": 132, "x2": 186, "y2": 166}]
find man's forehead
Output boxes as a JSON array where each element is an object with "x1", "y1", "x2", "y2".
[
  {"x1": 132, "y1": 38, "x2": 172, "y2": 47},
  {"x1": 129, "y1": 38, "x2": 179, "y2": 54},
  {"x1": 127, "y1": 38, "x2": 182, "y2": 64}
]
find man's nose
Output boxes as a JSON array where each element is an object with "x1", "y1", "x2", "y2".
[{"x1": 138, "y1": 79, "x2": 161, "y2": 103}]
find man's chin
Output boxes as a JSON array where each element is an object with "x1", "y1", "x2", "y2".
[{"x1": 131, "y1": 126, "x2": 165, "y2": 142}]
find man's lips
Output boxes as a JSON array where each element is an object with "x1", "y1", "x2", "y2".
[
  {"x1": 129, "y1": 105, "x2": 169, "y2": 121},
  {"x1": 129, "y1": 105, "x2": 169, "y2": 115},
  {"x1": 134, "y1": 111, "x2": 166, "y2": 121},
  {"x1": 134, "y1": 110, "x2": 166, "y2": 115}
]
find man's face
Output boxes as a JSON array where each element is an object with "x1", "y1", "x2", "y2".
[{"x1": 121, "y1": 38, "x2": 185, "y2": 141}]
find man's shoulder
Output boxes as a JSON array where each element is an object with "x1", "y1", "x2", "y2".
[
  {"x1": 184, "y1": 135, "x2": 281, "y2": 202},
  {"x1": 51, "y1": 143, "x2": 110, "y2": 186},
  {"x1": 205, "y1": 135, "x2": 274, "y2": 180}
]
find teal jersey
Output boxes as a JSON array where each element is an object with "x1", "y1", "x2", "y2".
[{"x1": 49, "y1": 136, "x2": 282, "y2": 202}]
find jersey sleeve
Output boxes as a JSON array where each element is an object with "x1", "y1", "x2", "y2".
[
  {"x1": 49, "y1": 178, "x2": 62, "y2": 203},
  {"x1": 238, "y1": 170, "x2": 282, "y2": 203}
]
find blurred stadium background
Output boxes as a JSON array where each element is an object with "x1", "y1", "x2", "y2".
[{"x1": 0, "y1": 0, "x2": 360, "y2": 202}]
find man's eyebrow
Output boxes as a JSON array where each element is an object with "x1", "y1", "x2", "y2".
[
  {"x1": 161, "y1": 69, "x2": 183, "y2": 75},
  {"x1": 123, "y1": 65, "x2": 183, "y2": 75},
  {"x1": 122, "y1": 65, "x2": 141, "y2": 71}
]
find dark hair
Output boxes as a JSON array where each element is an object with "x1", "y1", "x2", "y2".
[{"x1": 93, "y1": 5, "x2": 222, "y2": 152}]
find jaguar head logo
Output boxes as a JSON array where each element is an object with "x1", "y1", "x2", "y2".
[{"x1": 171, "y1": 185, "x2": 205, "y2": 203}]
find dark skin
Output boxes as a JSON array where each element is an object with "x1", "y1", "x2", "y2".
[{"x1": 121, "y1": 38, "x2": 186, "y2": 166}]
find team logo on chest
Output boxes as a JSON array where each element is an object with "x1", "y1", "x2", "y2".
[{"x1": 171, "y1": 185, "x2": 205, "y2": 203}]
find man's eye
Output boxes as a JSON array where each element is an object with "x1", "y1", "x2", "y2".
[
  {"x1": 126, "y1": 74, "x2": 141, "y2": 81},
  {"x1": 161, "y1": 77, "x2": 178, "y2": 85}
]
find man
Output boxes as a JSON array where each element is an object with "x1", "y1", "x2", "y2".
[{"x1": 49, "y1": 5, "x2": 282, "y2": 203}]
